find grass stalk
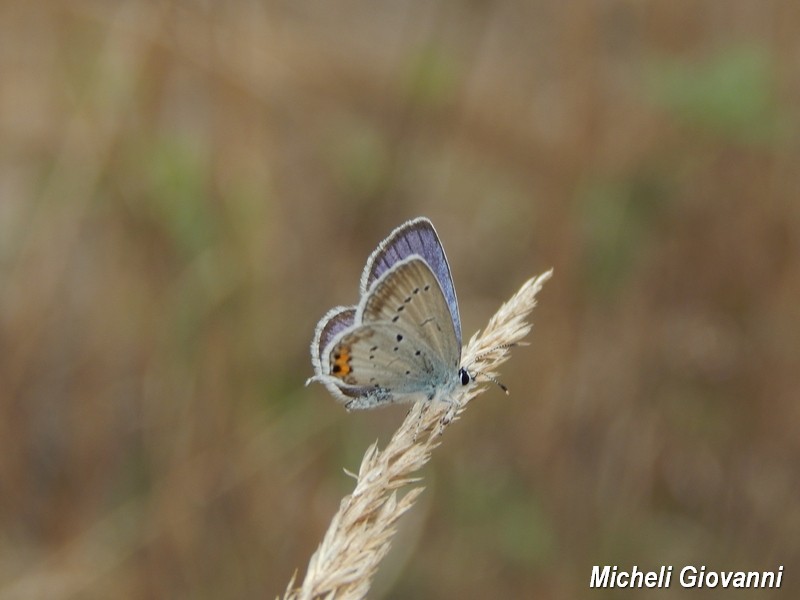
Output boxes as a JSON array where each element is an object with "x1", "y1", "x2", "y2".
[{"x1": 283, "y1": 269, "x2": 553, "y2": 600}]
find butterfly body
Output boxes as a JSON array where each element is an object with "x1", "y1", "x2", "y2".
[{"x1": 308, "y1": 218, "x2": 469, "y2": 410}]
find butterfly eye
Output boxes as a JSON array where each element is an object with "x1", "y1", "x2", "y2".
[{"x1": 459, "y1": 367, "x2": 471, "y2": 386}]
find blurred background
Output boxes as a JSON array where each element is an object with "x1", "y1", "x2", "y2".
[{"x1": 1, "y1": 1, "x2": 798, "y2": 598}]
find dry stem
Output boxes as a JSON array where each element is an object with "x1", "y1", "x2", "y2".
[{"x1": 283, "y1": 269, "x2": 553, "y2": 600}]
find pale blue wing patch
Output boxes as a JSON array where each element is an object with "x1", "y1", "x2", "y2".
[{"x1": 309, "y1": 306, "x2": 355, "y2": 389}]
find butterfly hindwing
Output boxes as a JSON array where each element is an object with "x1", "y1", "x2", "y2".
[
  {"x1": 326, "y1": 321, "x2": 445, "y2": 398},
  {"x1": 311, "y1": 306, "x2": 356, "y2": 376}
]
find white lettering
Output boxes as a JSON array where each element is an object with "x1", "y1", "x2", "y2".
[
  {"x1": 592, "y1": 565, "x2": 782, "y2": 589},
  {"x1": 680, "y1": 566, "x2": 697, "y2": 587},
  {"x1": 630, "y1": 566, "x2": 644, "y2": 587},
  {"x1": 590, "y1": 566, "x2": 611, "y2": 588}
]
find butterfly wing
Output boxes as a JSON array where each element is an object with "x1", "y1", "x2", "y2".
[
  {"x1": 326, "y1": 322, "x2": 444, "y2": 408},
  {"x1": 360, "y1": 218, "x2": 461, "y2": 348},
  {"x1": 358, "y1": 256, "x2": 460, "y2": 372},
  {"x1": 310, "y1": 305, "x2": 356, "y2": 377},
  {"x1": 315, "y1": 257, "x2": 461, "y2": 409}
]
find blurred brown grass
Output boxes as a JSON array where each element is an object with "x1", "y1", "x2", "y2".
[{"x1": 1, "y1": 1, "x2": 799, "y2": 598}]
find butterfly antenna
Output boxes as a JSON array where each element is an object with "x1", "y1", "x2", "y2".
[
  {"x1": 467, "y1": 342, "x2": 526, "y2": 394},
  {"x1": 469, "y1": 369, "x2": 509, "y2": 395},
  {"x1": 473, "y1": 342, "x2": 527, "y2": 363}
]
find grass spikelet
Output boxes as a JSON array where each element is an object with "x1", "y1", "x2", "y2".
[{"x1": 282, "y1": 269, "x2": 553, "y2": 600}]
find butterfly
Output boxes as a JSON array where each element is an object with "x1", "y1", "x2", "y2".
[{"x1": 306, "y1": 217, "x2": 472, "y2": 409}]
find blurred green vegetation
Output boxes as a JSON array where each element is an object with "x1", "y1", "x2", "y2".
[
  {"x1": 1, "y1": 2, "x2": 798, "y2": 599},
  {"x1": 647, "y1": 45, "x2": 784, "y2": 143}
]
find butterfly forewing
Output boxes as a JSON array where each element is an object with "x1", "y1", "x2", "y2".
[
  {"x1": 359, "y1": 257, "x2": 460, "y2": 373},
  {"x1": 361, "y1": 218, "x2": 461, "y2": 348}
]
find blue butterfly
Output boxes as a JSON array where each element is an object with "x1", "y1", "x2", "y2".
[{"x1": 307, "y1": 217, "x2": 471, "y2": 409}]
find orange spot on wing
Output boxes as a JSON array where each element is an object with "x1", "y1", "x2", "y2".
[{"x1": 331, "y1": 345, "x2": 352, "y2": 378}]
